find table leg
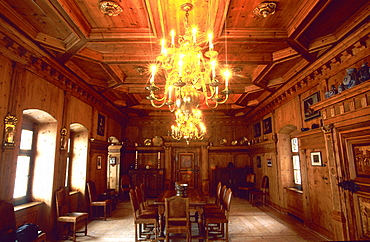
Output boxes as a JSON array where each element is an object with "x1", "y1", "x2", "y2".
[
  {"x1": 196, "y1": 206, "x2": 204, "y2": 238},
  {"x1": 157, "y1": 205, "x2": 165, "y2": 239}
]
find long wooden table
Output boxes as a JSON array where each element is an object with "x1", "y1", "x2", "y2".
[{"x1": 154, "y1": 189, "x2": 207, "y2": 238}]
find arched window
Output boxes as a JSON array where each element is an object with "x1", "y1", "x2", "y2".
[{"x1": 13, "y1": 109, "x2": 57, "y2": 205}]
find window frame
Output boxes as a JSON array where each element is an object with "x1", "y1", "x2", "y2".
[
  {"x1": 291, "y1": 137, "x2": 302, "y2": 190},
  {"x1": 13, "y1": 119, "x2": 36, "y2": 205}
]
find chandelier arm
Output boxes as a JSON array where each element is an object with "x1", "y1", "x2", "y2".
[
  {"x1": 150, "y1": 99, "x2": 167, "y2": 108},
  {"x1": 205, "y1": 98, "x2": 219, "y2": 109}
]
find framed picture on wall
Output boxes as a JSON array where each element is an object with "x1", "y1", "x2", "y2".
[
  {"x1": 267, "y1": 159, "x2": 272, "y2": 167},
  {"x1": 263, "y1": 117, "x2": 272, "y2": 134},
  {"x1": 257, "y1": 156, "x2": 261, "y2": 168},
  {"x1": 303, "y1": 92, "x2": 321, "y2": 121},
  {"x1": 109, "y1": 156, "x2": 116, "y2": 166},
  {"x1": 97, "y1": 113, "x2": 105, "y2": 136},
  {"x1": 97, "y1": 156, "x2": 102, "y2": 170},
  {"x1": 310, "y1": 151, "x2": 322, "y2": 166},
  {"x1": 254, "y1": 122, "x2": 261, "y2": 137}
]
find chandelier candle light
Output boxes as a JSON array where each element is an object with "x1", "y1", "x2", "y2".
[
  {"x1": 146, "y1": 3, "x2": 233, "y2": 112},
  {"x1": 171, "y1": 108, "x2": 206, "y2": 144}
]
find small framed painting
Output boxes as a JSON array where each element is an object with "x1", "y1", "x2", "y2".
[
  {"x1": 109, "y1": 156, "x2": 117, "y2": 166},
  {"x1": 311, "y1": 151, "x2": 322, "y2": 166},
  {"x1": 97, "y1": 113, "x2": 105, "y2": 136},
  {"x1": 257, "y1": 156, "x2": 261, "y2": 168},
  {"x1": 254, "y1": 122, "x2": 261, "y2": 137},
  {"x1": 97, "y1": 155, "x2": 102, "y2": 170},
  {"x1": 263, "y1": 117, "x2": 272, "y2": 134},
  {"x1": 303, "y1": 92, "x2": 321, "y2": 121}
]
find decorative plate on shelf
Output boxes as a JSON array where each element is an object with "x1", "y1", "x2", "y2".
[
  {"x1": 152, "y1": 136, "x2": 164, "y2": 146},
  {"x1": 239, "y1": 137, "x2": 248, "y2": 145},
  {"x1": 219, "y1": 138, "x2": 227, "y2": 146},
  {"x1": 144, "y1": 139, "x2": 152, "y2": 146}
]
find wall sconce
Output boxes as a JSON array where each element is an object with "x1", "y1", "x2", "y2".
[
  {"x1": 60, "y1": 128, "x2": 68, "y2": 150},
  {"x1": 4, "y1": 114, "x2": 18, "y2": 147},
  {"x1": 253, "y1": 1, "x2": 277, "y2": 18}
]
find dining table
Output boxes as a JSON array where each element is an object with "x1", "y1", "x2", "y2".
[{"x1": 154, "y1": 189, "x2": 207, "y2": 238}]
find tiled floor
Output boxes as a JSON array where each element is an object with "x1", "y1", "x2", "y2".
[{"x1": 68, "y1": 197, "x2": 329, "y2": 241}]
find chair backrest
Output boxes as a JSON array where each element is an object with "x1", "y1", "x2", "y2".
[
  {"x1": 261, "y1": 175, "x2": 269, "y2": 190},
  {"x1": 165, "y1": 196, "x2": 189, "y2": 224},
  {"x1": 56, "y1": 187, "x2": 71, "y2": 217},
  {"x1": 214, "y1": 182, "x2": 222, "y2": 205},
  {"x1": 129, "y1": 189, "x2": 140, "y2": 218},
  {"x1": 223, "y1": 188, "x2": 233, "y2": 218},
  {"x1": 87, "y1": 181, "x2": 98, "y2": 202},
  {"x1": 218, "y1": 185, "x2": 228, "y2": 209},
  {"x1": 135, "y1": 186, "x2": 146, "y2": 211},
  {"x1": 0, "y1": 200, "x2": 16, "y2": 237},
  {"x1": 246, "y1": 173, "x2": 255, "y2": 184},
  {"x1": 121, "y1": 174, "x2": 131, "y2": 188}
]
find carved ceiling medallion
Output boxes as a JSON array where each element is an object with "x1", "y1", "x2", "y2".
[{"x1": 99, "y1": 1, "x2": 123, "y2": 16}]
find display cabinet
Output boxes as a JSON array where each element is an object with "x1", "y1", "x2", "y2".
[
  {"x1": 211, "y1": 166, "x2": 252, "y2": 197},
  {"x1": 129, "y1": 169, "x2": 164, "y2": 197}
]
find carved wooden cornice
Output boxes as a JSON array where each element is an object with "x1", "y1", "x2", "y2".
[
  {"x1": 245, "y1": 31, "x2": 370, "y2": 125},
  {"x1": 0, "y1": 29, "x2": 128, "y2": 122}
]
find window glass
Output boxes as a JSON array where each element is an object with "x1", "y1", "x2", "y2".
[
  {"x1": 20, "y1": 129, "x2": 33, "y2": 150},
  {"x1": 291, "y1": 138, "x2": 298, "y2": 152},
  {"x1": 13, "y1": 156, "x2": 30, "y2": 198},
  {"x1": 291, "y1": 138, "x2": 302, "y2": 189}
]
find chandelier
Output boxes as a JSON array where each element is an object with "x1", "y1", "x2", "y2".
[
  {"x1": 171, "y1": 108, "x2": 206, "y2": 144},
  {"x1": 146, "y1": 3, "x2": 233, "y2": 112}
]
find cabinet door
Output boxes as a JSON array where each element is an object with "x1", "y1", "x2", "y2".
[{"x1": 146, "y1": 173, "x2": 158, "y2": 197}]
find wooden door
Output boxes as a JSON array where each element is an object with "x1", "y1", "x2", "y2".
[
  {"x1": 339, "y1": 127, "x2": 370, "y2": 240},
  {"x1": 174, "y1": 148, "x2": 200, "y2": 190}
]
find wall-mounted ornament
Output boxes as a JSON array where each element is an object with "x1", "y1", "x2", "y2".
[
  {"x1": 342, "y1": 68, "x2": 359, "y2": 89},
  {"x1": 4, "y1": 114, "x2": 18, "y2": 147},
  {"x1": 358, "y1": 62, "x2": 370, "y2": 83},
  {"x1": 60, "y1": 128, "x2": 68, "y2": 150}
]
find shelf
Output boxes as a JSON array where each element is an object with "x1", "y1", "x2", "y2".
[
  {"x1": 208, "y1": 140, "x2": 277, "y2": 153},
  {"x1": 208, "y1": 145, "x2": 249, "y2": 152},
  {"x1": 124, "y1": 146, "x2": 163, "y2": 152}
]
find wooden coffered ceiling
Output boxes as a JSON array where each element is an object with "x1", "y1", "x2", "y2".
[{"x1": 0, "y1": 0, "x2": 369, "y2": 119}]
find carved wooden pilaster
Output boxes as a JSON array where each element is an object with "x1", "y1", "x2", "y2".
[{"x1": 321, "y1": 123, "x2": 346, "y2": 240}]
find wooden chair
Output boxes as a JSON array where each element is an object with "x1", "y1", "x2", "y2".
[
  {"x1": 129, "y1": 189, "x2": 157, "y2": 241},
  {"x1": 165, "y1": 196, "x2": 191, "y2": 242},
  {"x1": 55, "y1": 188, "x2": 88, "y2": 242},
  {"x1": 250, "y1": 175, "x2": 269, "y2": 206},
  {"x1": 120, "y1": 174, "x2": 131, "y2": 200},
  {"x1": 203, "y1": 185, "x2": 227, "y2": 215},
  {"x1": 139, "y1": 183, "x2": 157, "y2": 210},
  {"x1": 86, "y1": 181, "x2": 112, "y2": 220},
  {"x1": 135, "y1": 186, "x2": 157, "y2": 215},
  {"x1": 204, "y1": 188, "x2": 233, "y2": 242},
  {"x1": 238, "y1": 173, "x2": 255, "y2": 200}
]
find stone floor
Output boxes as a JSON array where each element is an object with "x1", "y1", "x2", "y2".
[{"x1": 66, "y1": 197, "x2": 329, "y2": 241}]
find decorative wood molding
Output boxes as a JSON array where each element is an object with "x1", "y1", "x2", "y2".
[
  {"x1": 0, "y1": 29, "x2": 128, "y2": 121},
  {"x1": 245, "y1": 32, "x2": 370, "y2": 124}
]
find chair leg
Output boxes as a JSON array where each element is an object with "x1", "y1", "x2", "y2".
[
  {"x1": 84, "y1": 218, "x2": 88, "y2": 235},
  {"x1": 72, "y1": 222, "x2": 77, "y2": 242}
]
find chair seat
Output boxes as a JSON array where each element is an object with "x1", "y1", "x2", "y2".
[
  {"x1": 91, "y1": 200, "x2": 111, "y2": 206},
  {"x1": 58, "y1": 212, "x2": 88, "y2": 223}
]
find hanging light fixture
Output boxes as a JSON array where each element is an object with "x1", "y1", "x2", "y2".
[
  {"x1": 171, "y1": 108, "x2": 206, "y2": 144},
  {"x1": 146, "y1": 3, "x2": 233, "y2": 112}
]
